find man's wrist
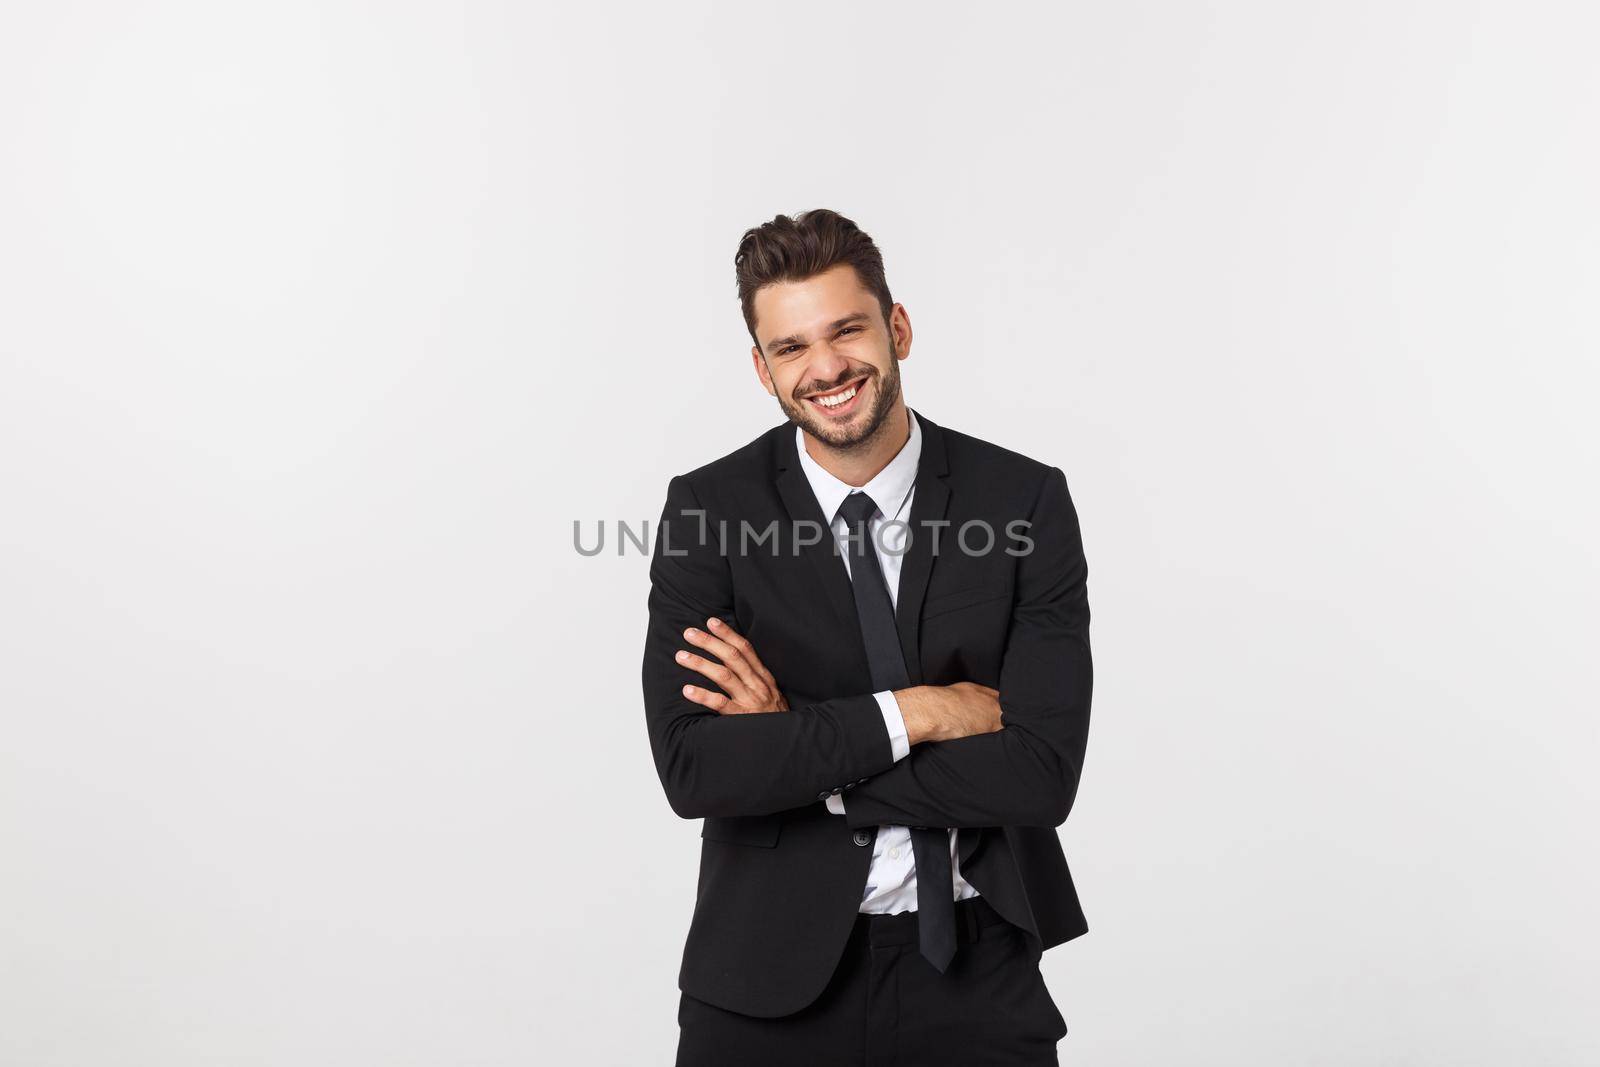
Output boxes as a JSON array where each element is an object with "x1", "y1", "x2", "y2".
[{"x1": 894, "y1": 685, "x2": 937, "y2": 745}]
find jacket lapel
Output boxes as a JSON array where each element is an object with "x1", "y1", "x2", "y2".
[
  {"x1": 772, "y1": 425, "x2": 867, "y2": 644},
  {"x1": 893, "y1": 413, "x2": 951, "y2": 686}
]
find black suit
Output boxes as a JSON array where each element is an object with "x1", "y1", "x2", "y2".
[{"x1": 642, "y1": 412, "x2": 1093, "y2": 1020}]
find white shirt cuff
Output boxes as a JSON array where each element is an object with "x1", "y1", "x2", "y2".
[
  {"x1": 875, "y1": 690, "x2": 911, "y2": 762},
  {"x1": 825, "y1": 793, "x2": 845, "y2": 815}
]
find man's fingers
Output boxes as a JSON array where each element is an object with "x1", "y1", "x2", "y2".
[
  {"x1": 680, "y1": 621, "x2": 784, "y2": 712},
  {"x1": 675, "y1": 650, "x2": 744, "y2": 697},
  {"x1": 707, "y1": 616, "x2": 757, "y2": 656},
  {"x1": 683, "y1": 626, "x2": 758, "y2": 688},
  {"x1": 681, "y1": 684, "x2": 730, "y2": 712},
  {"x1": 706, "y1": 618, "x2": 781, "y2": 688}
]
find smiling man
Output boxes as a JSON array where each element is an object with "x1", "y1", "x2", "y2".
[{"x1": 642, "y1": 209, "x2": 1094, "y2": 1066}]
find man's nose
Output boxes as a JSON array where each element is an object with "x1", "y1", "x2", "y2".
[{"x1": 808, "y1": 342, "x2": 850, "y2": 383}]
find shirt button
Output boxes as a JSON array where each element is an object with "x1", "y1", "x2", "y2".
[
  {"x1": 853, "y1": 830, "x2": 871, "y2": 847},
  {"x1": 888, "y1": 846, "x2": 903, "y2": 860}
]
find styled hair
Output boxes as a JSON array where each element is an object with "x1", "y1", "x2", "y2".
[{"x1": 734, "y1": 209, "x2": 895, "y2": 350}]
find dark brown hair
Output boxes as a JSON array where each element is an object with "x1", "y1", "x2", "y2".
[{"x1": 735, "y1": 209, "x2": 895, "y2": 351}]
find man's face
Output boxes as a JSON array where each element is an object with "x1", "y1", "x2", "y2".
[{"x1": 749, "y1": 264, "x2": 910, "y2": 450}]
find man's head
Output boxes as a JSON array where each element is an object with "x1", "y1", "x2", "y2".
[{"x1": 736, "y1": 209, "x2": 911, "y2": 452}]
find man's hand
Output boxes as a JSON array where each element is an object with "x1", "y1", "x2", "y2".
[
  {"x1": 677, "y1": 617, "x2": 790, "y2": 715},
  {"x1": 894, "y1": 683, "x2": 1004, "y2": 745}
]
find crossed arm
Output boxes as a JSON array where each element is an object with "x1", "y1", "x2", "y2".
[{"x1": 641, "y1": 467, "x2": 1091, "y2": 829}]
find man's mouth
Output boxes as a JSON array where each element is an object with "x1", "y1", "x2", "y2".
[{"x1": 803, "y1": 375, "x2": 870, "y2": 418}]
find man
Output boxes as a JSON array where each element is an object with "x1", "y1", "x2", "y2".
[{"x1": 642, "y1": 209, "x2": 1093, "y2": 1066}]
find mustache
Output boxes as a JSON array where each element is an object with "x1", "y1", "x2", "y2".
[{"x1": 796, "y1": 367, "x2": 874, "y2": 399}]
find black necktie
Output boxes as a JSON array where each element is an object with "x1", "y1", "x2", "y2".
[{"x1": 836, "y1": 491, "x2": 958, "y2": 974}]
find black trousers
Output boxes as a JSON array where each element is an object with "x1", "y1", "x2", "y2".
[{"x1": 675, "y1": 897, "x2": 1067, "y2": 1066}]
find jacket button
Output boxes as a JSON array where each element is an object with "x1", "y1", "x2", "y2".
[
  {"x1": 853, "y1": 830, "x2": 872, "y2": 847},
  {"x1": 817, "y1": 791, "x2": 831, "y2": 801}
]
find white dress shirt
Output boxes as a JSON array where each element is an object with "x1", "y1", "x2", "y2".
[{"x1": 794, "y1": 408, "x2": 980, "y2": 914}]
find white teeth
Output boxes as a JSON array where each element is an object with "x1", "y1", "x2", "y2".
[{"x1": 815, "y1": 385, "x2": 858, "y2": 408}]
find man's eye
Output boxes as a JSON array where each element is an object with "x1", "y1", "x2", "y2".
[
  {"x1": 839, "y1": 327, "x2": 861, "y2": 336},
  {"x1": 780, "y1": 345, "x2": 801, "y2": 356}
]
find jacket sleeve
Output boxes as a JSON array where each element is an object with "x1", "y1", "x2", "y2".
[
  {"x1": 642, "y1": 474, "x2": 897, "y2": 819},
  {"x1": 838, "y1": 466, "x2": 1093, "y2": 830}
]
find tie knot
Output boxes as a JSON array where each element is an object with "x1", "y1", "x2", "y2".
[{"x1": 837, "y1": 492, "x2": 880, "y2": 527}]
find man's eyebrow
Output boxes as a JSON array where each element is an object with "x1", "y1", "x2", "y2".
[{"x1": 764, "y1": 312, "x2": 872, "y2": 353}]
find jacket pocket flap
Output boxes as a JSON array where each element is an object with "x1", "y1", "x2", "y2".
[{"x1": 922, "y1": 586, "x2": 1012, "y2": 621}]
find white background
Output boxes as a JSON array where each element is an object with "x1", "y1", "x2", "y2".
[{"x1": 2, "y1": 2, "x2": 1596, "y2": 1064}]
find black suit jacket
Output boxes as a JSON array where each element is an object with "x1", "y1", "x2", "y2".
[{"x1": 641, "y1": 412, "x2": 1093, "y2": 1018}]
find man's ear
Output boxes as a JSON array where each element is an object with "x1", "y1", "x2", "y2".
[
  {"x1": 751, "y1": 347, "x2": 777, "y2": 396},
  {"x1": 889, "y1": 304, "x2": 913, "y2": 362}
]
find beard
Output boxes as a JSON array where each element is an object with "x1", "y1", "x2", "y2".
[{"x1": 776, "y1": 350, "x2": 904, "y2": 452}]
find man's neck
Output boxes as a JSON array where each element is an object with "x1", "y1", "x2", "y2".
[{"x1": 801, "y1": 402, "x2": 912, "y2": 488}]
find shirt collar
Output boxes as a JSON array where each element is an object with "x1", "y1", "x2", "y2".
[{"x1": 794, "y1": 408, "x2": 922, "y2": 524}]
